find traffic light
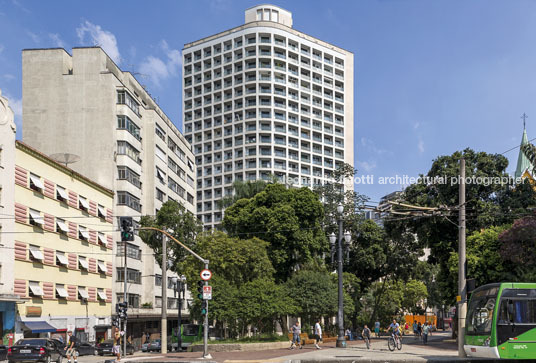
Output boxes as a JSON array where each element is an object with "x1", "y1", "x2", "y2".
[
  {"x1": 117, "y1": 301, "x2": 128, "y2": 319},
  {"x1": 197, "y1": 280, "x2": 204, "y2": 299},
  {"x1": 112, "y1": 316, "x2": 119, "y2": 327},
  {"x1": 200, "y1": 300, "x2": 207, "y2": 315},
  {"x1": 119, "y1": 217, "x2": 134, "y2": 242}
]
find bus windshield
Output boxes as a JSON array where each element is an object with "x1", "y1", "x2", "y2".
[{"x1": 467, "y1": 290, "x2": 497, "y2": 335}]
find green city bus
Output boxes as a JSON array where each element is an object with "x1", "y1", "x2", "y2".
[
  {"x1": 170, "y1": 324, "x2": 202, "y2": 351},
  {"x1": 464, "y1": 282, "x2": 536, "y2": 359}
]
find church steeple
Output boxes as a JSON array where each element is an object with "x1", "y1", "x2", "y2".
[{"x1": 515, "y1": 113, "x2": 533, "y2": 179}]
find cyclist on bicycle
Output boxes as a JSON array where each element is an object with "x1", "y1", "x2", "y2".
[
  {"x1": 389, "y1": 319, "x2": 401, "y2": 343},
  {"x1": 361, "y1": 325, "x2": 371, "y2": 349}
]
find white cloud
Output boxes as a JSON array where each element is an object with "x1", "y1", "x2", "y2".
[
  {"x1": 3, "y1": 74, "x2": 15, "y2": 81},
  {"x1": 27, "y1": 31, "x2": 39, "y2": 43},
  {"x1": 138, "y1": 40, "x2": 182, "y2": 88},
  {"x1": 413, "y1": 121, "x2": 420, "y2": 129},
  {"x1": 76, "y1": 21, "x2": 121, "y2": 64},
  {"x1": 49, "y1": 33, "x2": 65, "y2": 48},
  {"x1": 360, "y1": 137, "x2": 388, "y2": 156},
  {"x1": 357, "y1": 160, "x2": 377, "y2": 172},
  {"x1": 418, "y1": 139, "x2": 425, "y2": 153}
]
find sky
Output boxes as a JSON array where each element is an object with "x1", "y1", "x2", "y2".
[{"x1": 0, "y1": 0, "x2": 534, "y2": 203}]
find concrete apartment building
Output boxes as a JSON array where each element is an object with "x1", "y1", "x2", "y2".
[
  {"x1": 21, "y1": 47, "x2": 195, "y2": 341},
  {"x1": 183, "y1": 4, "x2": 354, "y2": 230}
]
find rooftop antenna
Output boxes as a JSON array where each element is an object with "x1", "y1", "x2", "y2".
[
  {"x1": 521, "y1": 113, "x2": 528, "y2": 129},
  {"x1": 50, "y1": 153, "x2": 80, "y2": 167}
]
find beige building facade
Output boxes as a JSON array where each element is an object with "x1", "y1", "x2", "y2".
[
  {"x1": 183, "y1": 4, "x2": 355, "y2": 230},
  {"x1": 21, "y1": 47, "x2": 195, "y2": 341}
]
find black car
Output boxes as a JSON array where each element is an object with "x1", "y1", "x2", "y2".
[
  {"x1": 8, "y1": 338, "x2": 62, "y2": 363},
  {"x1": 95, "y1": 340, "x2": 134, "y2": 356},
  {"x1": 51, "y1": 340, "x2": 97, "y2": 357}
]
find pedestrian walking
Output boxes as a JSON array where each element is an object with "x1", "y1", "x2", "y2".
[
  {"x1": 314, "y1": 320, "x2": 322, "y2": 349},
  {"x1": 374, "y1": 321, "x2": 380, "y2": 338},
  {"x1": 64, "y1": 331, "x2": 78, "y2": 363},
  {"x1": 422, "y1": 322, "x2": 430, "y2": 344},
  {"x1": 417, "y1": 322, "x2": 422, "y2": 341},
  {"x1": 412, "y1": 320, "x2": 418, "y2": 338},
  {"x1": 362, "y1": 325, "x2": 372, "y2": 349},
  {"x1": 113, "y1": 327, "x2": 122, "y2": 362},
  {"x1": 289, "y1": 321, "x2": 303, "y2": 350}
]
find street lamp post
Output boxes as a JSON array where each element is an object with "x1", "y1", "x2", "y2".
[
  {"x1": 329, "y1": 203, "x2": 351, "y2": 348},
  {"x1": 172, "y1": 275, "x2": 186, "y2": 352}
]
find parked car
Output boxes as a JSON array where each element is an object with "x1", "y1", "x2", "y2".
[
  {"x1": 8, "y1": 338, "x2": 62, "y2": 363},
  {"x1": 141, "y1": 342, "x2": 148, "y2": 352},
  {"x1": 146, "y1": 339, "x2": 171, "y2": 352},
  {"x1": 95, "y1": 340, "x2": 134, "y2": 356}
]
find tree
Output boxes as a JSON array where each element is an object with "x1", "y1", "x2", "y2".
[
  {"x1": 218, "y1": 179, "x2": 274, "y2": 208},
  {"x1": 223, "y1": 184, "x2": 326, "y2": 282},
  {"x1": 396, "y1": 148, "x2": 536, "y2": 301},
  {"x1": 139, "y1": 200, "x2": 203, "y2": 273}
]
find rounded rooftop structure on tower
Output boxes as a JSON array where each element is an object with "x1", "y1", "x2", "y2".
[{"x1": 245, "y1": 4, "x2": 293, "y2": 28}]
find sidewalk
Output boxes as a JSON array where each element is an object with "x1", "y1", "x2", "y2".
[{"x1": 106, "y1": 332, "x2": 500, "y2": 362}]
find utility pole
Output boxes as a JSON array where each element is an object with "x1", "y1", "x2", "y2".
[
  {"x1": 458, "y1": 158, "x2": 467, "y2": 357},
  {"x1": 161, "y1": 235, "x2": 168, "y2": 354},
  {"x1": 123, "y1": 237, "x2": 127, "y2": 357},
  {"x1": 203, "y1": 261, "x2": 210, "y2": 358},
  {"x1": 119, "y1": 217, "x2": 134, "y2": 358}
]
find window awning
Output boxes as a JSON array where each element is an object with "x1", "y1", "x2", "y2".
[
  {"x1": 29, "y1": 248, "x2": 44, "y2": 261},
  {"x1": 98, "y1": 205, "x2": 106, "y2": 218},
  {"x1": 56, "y1": 186, "x2": 68, "y2": 200},
  {"x1": 29, "y1": 210, "x2": 44, "y2": 225},
  {"x1": 29, "y1": 174, "x2": 44, "y2": 190},
  {"x1": 79, "y1": 197, "x2": 89, "y2": 210},
  {"x1": 56, "y1": 287, "x2": 68, "y2": 298},
  {"x1": 22, "y1": 321, "x2": 56, "y2": 333},
  {"x1": 29, "y1": 284, "x2": 44, "y2": 296},
  {"x1": 98, "y1": 233, "x2": 106, "y2": 245},
  {"x1": 157, "y1": 169, "x2": 165, "y2": 181},
  {"x1": 79, "y1": 228, "x2": 89, "y2": 240},
  {"x1": 79, "y1": 258, "x2": 89, "y2": 270},
  {"x1": 56, "y1": 220, "x2": 68, "y2": 233},
  {"x1": 97, "y1": 291, "x2": 107, "y2": 301},
  {"x1": 78, "y1": 288, "x2": 89, "y2": 300},
  {"x1": 56, "y1": 254, "x2": 68, "y2": 266},
  {"x1": 98, "y1": 262, "x2": 107, "y2": 273}
]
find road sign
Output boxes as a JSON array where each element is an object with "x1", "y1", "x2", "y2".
[
  {"x1": 203, "y1": 285, "x2": 212, "y2": 300},
  {"x1": 200, "y1": 269, "x2": 212, "y2": 281}
]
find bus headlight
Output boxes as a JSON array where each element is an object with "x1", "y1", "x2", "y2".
[{"x1": 484, "y1": 337, "x2": 490, "y2": 346}]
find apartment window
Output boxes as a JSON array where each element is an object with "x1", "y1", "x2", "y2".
[
  {"x1": 29, "y1": 281, "x2": 44, "y2": 297},
  {"x1": 78, "y1": 196, "x2": 89, "y2": 212},
  {"x1": 155, "y1": 296, "x2": 162, "y2": 308},
  {"x1": 168, "y1": 158, "x2": 186, "y2": 180},
  {"x1": 168, "y1": 177, "x2": 185, "y2": 199},
  {"x1": 117, "y1": 115, "x2": 141, "y2": 140},
  {"x1": 29, "y1": 173, "x2": 44, "y2": 192},
  {"x1": 117, "y1": 191, "x2": 141, "y2": 212},
  {"x1": 129, "y1": 294, "x2": 140, "y2": 308},
  {"x1": 56, "y1": 218, "x2": 68, "y2": 234},
  {"x1": 97, "y1": 204, "x2": 107, "y2": 219},
  {"x1": 78, "y1": 256, "x2": 89, "y2": 270},
  {"x1": 56, "y1": 185, "x2": 68, "y2": 202},
  {"x1": 78, "y1": 286, "x2": 89, "y2": 300},
  {"x1": 117, "y1": 141, "x2": 141, "y2": 164},
  {"x1": 98, "y1": 232, "x2": 107, "y2": 246},
  {"x1": 155, "y1": 274, "x2": 162, "y2": 286},
  {"x1": 117, "y1": 166, "x2": 141, "y2": 188},
  {"x1": 117, "y1": 90, "x2": 140, "y2": 116},
  {"x1": 97, "y1": 260, "x2": 107, "y2": 274},
  {"x1": 156, "y1": 145, "x2": 166, "y2": 161},
  {"x1": 56, "y1": 283, "x2": 68, "y2": 299},
  {"x1": 156, "y1": 188, "x2": 165, "y2": 202},
  {"x1": 56, "y1": 251, "x2": 68, "y2": 266},
  {"x1": 116, "y1": 268, "x2": 141, "y2": 284},
  {"x1": 29, "y1": 245, "x2": 44, "y2": 262},
  {"x1": 29, "y1": 209, "x2": 44, "y2": 227},
  {"x1": 156, "y1": 168, "x2": 166, "y2": 184},
  {"x1": 155, "y1": 124, "x2": 166, "y2": 141},
  {"x1": 78, "y1": 225, "x2": 89, "y2": 241}
]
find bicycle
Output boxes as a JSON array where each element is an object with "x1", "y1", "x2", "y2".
[{"x1": 388, "y1": 333, "x2": 402, "y2": 351}]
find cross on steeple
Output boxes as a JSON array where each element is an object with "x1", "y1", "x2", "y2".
[{"x1": 521, "y1": 113, "x2": 528, "y2": 129}]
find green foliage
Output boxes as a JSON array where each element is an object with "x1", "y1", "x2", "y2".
[
  {"x1": 139, "y1": 200, "x2": 203, "y2": 273},
  {"x1": 223, "y1": 184, "x2": 327, "y2": 281},
  {"x1": 396, "y1": 148, "x2": 536, "y2": 302},
  {"x1": 217, "y1": 179, "x2": 274, "y2": 208}
]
